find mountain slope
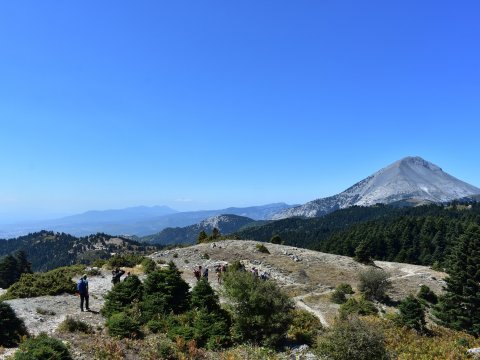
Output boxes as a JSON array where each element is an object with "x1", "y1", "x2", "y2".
[
  {"x1": 0, "y1": 231, "x2": 159, "y2": 272},
  {"x1": 273, "y1": 156, "x2": 480, "y2": 219},
  {"x1": 144, "y1": 214, "x2": 256, "y2": 245}
]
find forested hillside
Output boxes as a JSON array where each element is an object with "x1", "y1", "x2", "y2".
[
  {"x1": 0, "y1": 231, "x2": 159, "y2": 271},
  {"x1": 233, "y1": 203, "x2": 480, "y2": 267}
]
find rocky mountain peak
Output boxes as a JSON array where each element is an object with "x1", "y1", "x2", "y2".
[{"x1": 272, "y1": 157, "x2": 480, "y2": 219}]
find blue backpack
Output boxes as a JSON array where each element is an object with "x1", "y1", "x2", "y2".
[{"x1": 77, "y1": 279, "x2": 87, "y2": 293}]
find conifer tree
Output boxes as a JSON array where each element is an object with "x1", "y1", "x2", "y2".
[
  {"x1": 398, "y1": 295, "x2": 426, "y2": 332},
  {"x1": 434, "y1": 224, "x2": 480, "y2": 335},
  {"x1": 142, "y1": 261, "x2": 190, "y2": 314},
  {"x1": 197, "y1": 230, "x2": 208, "y2": 244}
]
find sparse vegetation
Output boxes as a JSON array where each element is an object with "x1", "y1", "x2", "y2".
[
  {"x1": 58, "y1": 317, "x2": 93, "y2": 333},
  {"x1": 36, "y1": 307, "x2": 56, "y2": 316}
]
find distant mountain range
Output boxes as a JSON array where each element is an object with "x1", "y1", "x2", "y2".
[
  {"x1": 144, "y1": 214, "x2": 257, "y2": 245},
  {"x1": 0, "y1": 203, "x2": 293, "y2": 239},
  {"x1": 272, "y1": 156, "x2": 480, "y2": 219}
]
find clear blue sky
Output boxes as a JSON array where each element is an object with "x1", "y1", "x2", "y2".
[{"x1": 1, "y1": 1, "x2": 479, "y2": 222}]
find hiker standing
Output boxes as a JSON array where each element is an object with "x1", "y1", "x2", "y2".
[
  {"x1": 215, "y1": 265, "x2": 222, "y2": 284},
  {"x1": 203, "y1": 267, "x2": 209, "y2": 280},
  {"x1": 77, "y1": 274, "x2": 90, "y2": 312},
  {"x1": 193, "y1": 267, "x2": 200, "y2": 281},
  {"x1": 112, "y1": 268, "x2": 125, "y2": 285}
]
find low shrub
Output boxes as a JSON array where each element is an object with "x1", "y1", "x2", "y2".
[
  {"x1": 1, "y1": 265, "x2": 84, "y2": 300},
  {"x1": 141, "y1": 257, "x2": 156, "y2": 274},
  {"x1": 12, "y1": 333, "x2": 72, "y2": 360},
  {"x1": 330, "y1": 289, "x2": 347, "y2": 304},
  {"x1": 106, "y1": 312, "x2": 142, "y2": 339},
  {"x1": 91, "y1": 258, "x2": 107, "y2": 268},
  {"x1": 270, "y1": 235, "x2": 282, "y2": 244},
  {"x1": 58, "y1": 316, "x2": 93, "y2": 333},
  {"x1": 336, "y1": 283, "x2": 354, "y2": 294},
  {"x1": 36, "y1": 307, "x2": 56, "y2": 316},
  {"x1": 288, "y1": 309, "x2": 323, "y2": 345},
  {"x1": 255, "y1": 244, "x2": 270, "y2": 254},
  {"x1": 0, "y1": 301, "x2": 28, "y2": 347},
  {"x1": 330, "y1": 283, "x2": 355, "y2": 304},
  {"x1": 315, "y1": 317, "x2": 389, "y2": 360},
  {"x1": 358, "y1": 268, "x2": 391, "y2": 301},
  {"x1": 339, "y1": 297, "x2": 378, "y2": 318},
  {"x1": 107, "y1": 254, "x2": 145, "y2": 269}
]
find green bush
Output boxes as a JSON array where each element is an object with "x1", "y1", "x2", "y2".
[
  {"x1": 339, "y1": 297, "x2": 378, "y2": 318},
  {"x1": 141, "y1": 257, "x2": 156, "y2": 274},
  {"x1": 270, "y1": 235, "x2": 282, "y2": 244},
  {"x1": 0, "y1": 301, "x2": 28, "y2": 347},
  {"x1": 417, "y1": 285, "x2": 438, "y2": 305},
  {"x1": 255, "y1": 244, "x2": 270, "y2": 254},
  {"x1": 106, "y1": 311, "x2": 142, "y2": 339},
  {"x1": 336, "y1": 283, "x2": 354, "y2": 294},
  {"x1": 101, "y1": 275, "x2": 143, "y2": 318},
  {"x1": 107, "y1": 254, "x2": 144, "y2": 269},
  {"x1": 1, "y1": 265, "x2": 84, "y2": 300},
  {"x1": 91, "y1": 258, "x2": 107, "y2": 268},
  {"x1": 288, "y1": 309, "x2": 323, "y2": 346},
  {"x1": 57, "y1": 316, "x2": 93, "y2": 333},
  {"x1": 398, "y1": 295, "x2": 426, "y2": 332},
  {"x1": 222, "y1": 270, "x2": 293, "y2": 348},
  {"x1": 13, "y1": 333, "x2": 72, "y2": 360},
  {"x1": 358, "y1": 268, "x2": 391, "y2": 301},
  {"x1": 330, "y1": 283, "x2": 355, "y2": 304},
  {"x1": 315, "y1": 317, "x2": 389, "y2": 360},
  {"x1": 330, "y1": 290, "x2": 347, "y2": 304}
]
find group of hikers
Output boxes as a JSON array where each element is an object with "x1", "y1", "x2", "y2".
[
  {"x1": 193, "y1": 263, "x2": 227, "y2": 284},
  {"x1": 76, "y1": 267, "x2": 131, "y2": 312},
  {"x1": 77, "y1": 261, "x2": 271, "y2": 312}
]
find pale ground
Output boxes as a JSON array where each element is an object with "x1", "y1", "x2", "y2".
[
  {"x1": 1, "y1": 240, "x2": 447, "y2": 359},
  {"x1": 152, "y1": 240, "x2": 447, "y2": 327}
]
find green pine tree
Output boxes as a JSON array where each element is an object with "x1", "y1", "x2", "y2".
[
  {"x1": 434, "y1": 224, "x2": 480, "y2": 335},
  {"x1": 398, "y1": 295, "x2": 426, "y2": 332},
  {"x1": 197, "y1": 230, "x2": 208, "y2": 244}
]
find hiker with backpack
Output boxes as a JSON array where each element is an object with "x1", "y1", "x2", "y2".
[{"x1": 77, "y1": 274, "x2": 90, "y2": 312}]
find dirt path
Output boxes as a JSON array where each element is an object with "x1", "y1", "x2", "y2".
[{"x1": 293, "y1": 291, "x2": 333, "y2": 327}]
